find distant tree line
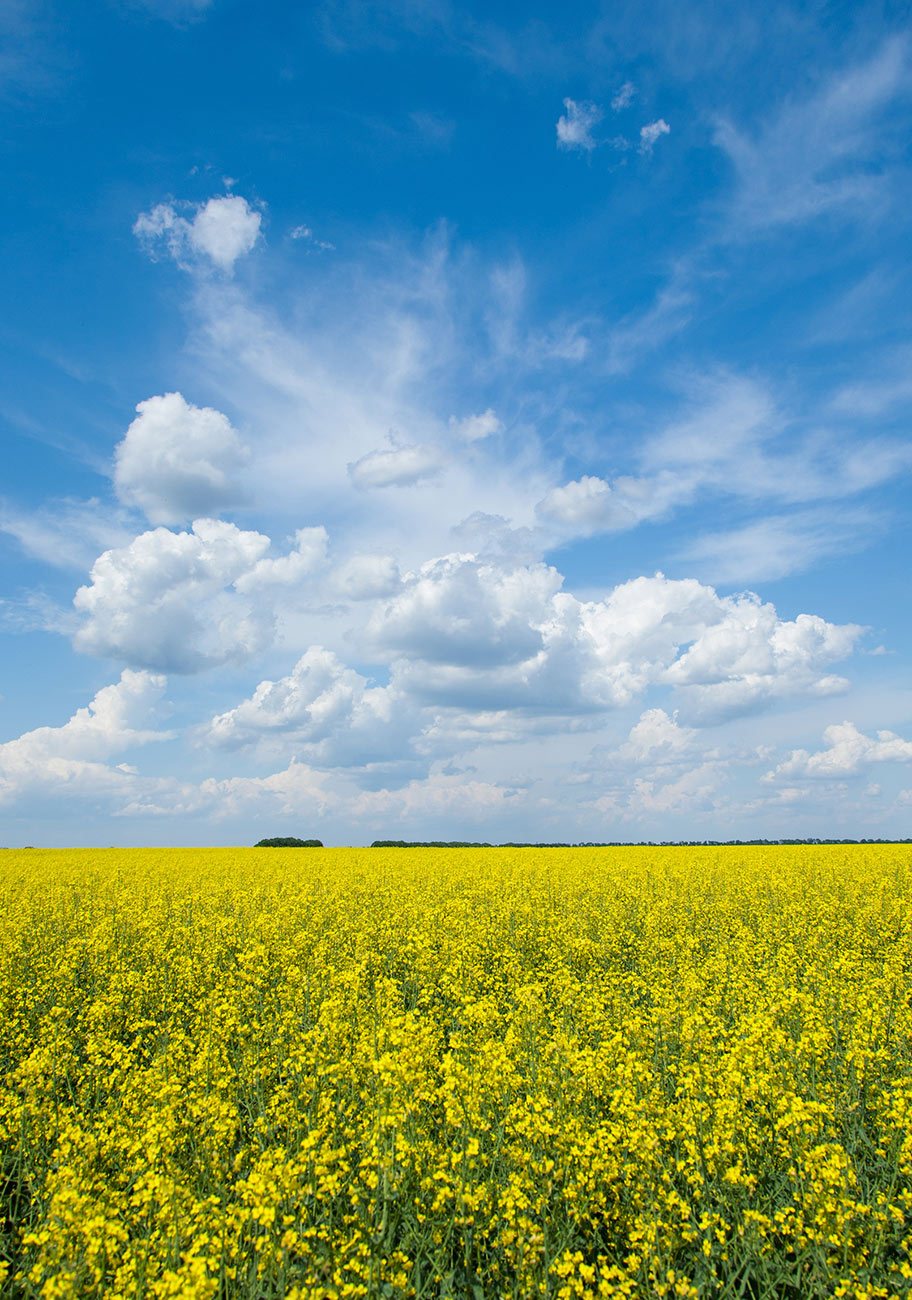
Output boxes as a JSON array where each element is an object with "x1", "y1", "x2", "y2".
[
  {"x1": 369, "y1": 838, "x2": 912, "y2": 848},
  {"x1": 249, "y1": 836, "x2": 911, "y2": 849},
  {"x1": 254, "y1": 837, "x2": 323, "y2": 847}
]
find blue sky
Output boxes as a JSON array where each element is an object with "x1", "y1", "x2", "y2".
[{"x1": 2, "y1": 0, "x2": 912, "y2": 845}]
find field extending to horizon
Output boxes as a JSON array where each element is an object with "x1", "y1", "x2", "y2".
[{"x1": 2, "y1": 846, "x2": 912, "y2": 1300}]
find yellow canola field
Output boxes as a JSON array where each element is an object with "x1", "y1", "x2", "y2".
[{"x1": 1, "y1": 846, "x2": 912, "y2": 1300}]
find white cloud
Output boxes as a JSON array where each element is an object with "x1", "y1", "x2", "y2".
[
  {"x1": 348, "y1": 442, "x2": 443, "y2": 488},
  {"x1": 333, "y1": 553, "x2": 401, "y2": 599},
  {"x1": 290, "y1": 224, "x2": 335, "y2": 251},
  {"x1": 534, "y1": 371, "x2": 911, "y2": 559},
  {"x1": 234, "y1": 527, "x2": 328, "y2": 593},
  {"x1": 556, "y1": 97, "x2": 603, "y2": 151},
  {"x1": 449, "y1": 409, "x2": 502, "y2": 442},
  {"x1": 206, "y1": 647, "x2": 368, "y2": 748},
  {"x1": 372, "y1": 552, "x2": 561, "y2": 676},
  {"x1": 449, "y1": 513, "x2": 540, "y2": 567},
  {"x1": 639, "y1": 118, "x2": 670, "y2": 153},
  {"x1": 122, "y1": 758, "x2": 337, "y2": 821},
  {"x1": 73, "y1": 520, "x2": 326, "y2": 673},
  {"x1": 370, "y1": 555, "x2": 860, "y2": 723},
  {"x1": 133, "y1": 195, "x2": 261, "y2": 273},
  {"x1": 0, "y1": 671, "x2": 171, "y2": 806},
  {"x1": 204, "y1": 645, "x2": 415, "y2": 769},
  {"x1": 611, "y1": 81, "x2": 635, "y2": 111},
  {"x1": 536, "y1": 474, "x2": 637, "y2": 532},
  {"x1": 351, "y1": 771, "x2": 517, "y2": 820},
  {"x1": 765, "y1": 721, "x2": 912, "y2": 780},
  {"x1": 618, "y1": 708, "x2": 697, "y2": 763},
  {"x1": 605, "y1": 762, "x2": 723, "y2": 818},
  {"x1": 113, "y1": 392, "x2": 249, "y2": 525},
  {"x1": 195, "y1": 760, "x2": 335, "y2": 817}
]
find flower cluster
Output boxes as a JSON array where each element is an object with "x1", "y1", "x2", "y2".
[{"x1": 1, "y1": 845, "x2": 911, "y2": 1298}]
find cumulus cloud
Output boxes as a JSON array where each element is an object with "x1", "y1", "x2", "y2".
[
  {"x1": 449, "y1": 409, "x2": 502, "y2": 442},
  {"x1": 370, "y1": 555, "x2": 861, "y2": 722},
  {"x1": 0, "y1": 671, "x2": 171, "y2": 806},
  {"x1": 557, "y1": 98, "x2": 603, "y2": 151},
  {"x1": 351, "y1": 771, "x2": 517, "y2": 820},
  {"x1": 348, "y1": 442, "x2": 443, "y2": 488},
  {"x1": 596, "y1": 761, "x2": 724, "y2": 819},
  {"x1": 765, "y1": 721, "x2": 912, "y2": 780},
  {"x1": 73, "y1": 520, "x2": 327, "y2": 673},
  {"x1": 233, "y1": 527, "x2": 328, "y2": 593},
  {"x1": 121, "y1": 758, "x2": 337, "y2": 821},
  {"x1": 204, "y1": 645, "x2": 416, "y2": 769},
  {"x1": 536, "y1": 475, "x2": 637, "y2": 532},
  {"x1": 618, "y1": 708, "x2": 697, "y2": 763},
  {"x1": 639, "y1": 119, "x2": 670, "y2": 153},
  {"x1": 113, "y1": 392, "x2": 249, "y2": 525},
  {"x1": 133, "y1": 195, "x2": 261, "y2": 273},
  {"x1": 372, "y1": 552, "x2": 561, "y2": 674},
  {"x1": 664, "y1": 635, "x2": 854, "y2": 730},
  {"x1": 119, "y1": 761, "x2": 513, "y2": 829}
]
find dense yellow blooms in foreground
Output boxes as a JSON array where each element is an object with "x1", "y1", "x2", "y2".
[{"x1": 2, "y1": 848, "x2": 912, "y2": 1299}]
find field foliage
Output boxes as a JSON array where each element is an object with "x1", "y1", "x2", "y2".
[{"x1": 1, "y1": 846, "x2": 912, "y2": 1299}]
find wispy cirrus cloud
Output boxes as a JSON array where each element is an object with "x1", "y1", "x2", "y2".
[{"x1": 714, "y1": 37, "x2": 910, "y2": 232}]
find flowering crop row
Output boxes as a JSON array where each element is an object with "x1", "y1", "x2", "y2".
[{"x1": 1, "y1": 846, "x2": 911, "y2": 1298}]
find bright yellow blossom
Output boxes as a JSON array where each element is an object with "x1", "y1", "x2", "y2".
[{"x1": 0, "y1": 845, "x2": 911, "y2": 1297}]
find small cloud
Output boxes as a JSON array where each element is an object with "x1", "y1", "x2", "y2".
[
  {"x1": 611, "y1": 81, "x2": 635, "y2": 111},
  {"x1": 449, "y1": 409, "x2": 502, "y2": 442},
  {"x1": 348, "y1": 443, "x2": 443, "y2": 489},
  {"x1": 134, "y1": 194, "x2": 262, "y2": 273},
  {"x1": 290, "y1": 224, "x2": 335, "y2": 251},
  {"x1": 556, "y1": 98, "x2": 603, "y2": 152},
  {"x1": 535, "y1": 475, "x2": 636, "y2": 533},
  {"x1": 639, "y1": 118, "x2": 670, "y2": 154}
]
